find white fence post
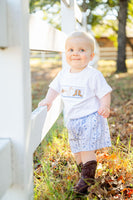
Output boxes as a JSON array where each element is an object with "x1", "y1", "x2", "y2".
[
  {"x1": 0, "y1": 0, "x2": 32, "y2": 199},
  {"x1": 0, "y1": 0, "x2": 99, "y2": 199},
  {"x1": 0, "y1": 139, "x2": 11, "y2": 198},
  {"x1": 61, "y1": 0, "x2": 77, "y2": 69},
  {"x1": 0, "y1": 0, "x2": 8, "y2": 48},
  {"x1": 61, "y1": 0, "x2": 76, "y2": 34}
]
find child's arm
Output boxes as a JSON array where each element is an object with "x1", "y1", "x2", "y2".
[
  {"x1": 98, "y1": 92, "x2": 111, "y2": 118},
  {"x1": 38, "y1": 88, "x2": 59, "y2": 111}
]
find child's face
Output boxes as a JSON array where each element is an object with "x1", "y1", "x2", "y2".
[{"x1": 65, "y1": 37, "x2": 94, "y2": 72}]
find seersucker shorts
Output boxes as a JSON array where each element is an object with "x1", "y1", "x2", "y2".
[{"x1": 66, "y1": 112, "x2": 111, "y2": 153}]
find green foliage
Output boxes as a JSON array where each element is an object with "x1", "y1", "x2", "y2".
[
  {"x1": 29, "y1": 0, "x2": 133, "y2": 39},
  {"x1": 29, "y1": 0, "x2": 61, "y2": 29},
  {"x1": 107, "y1": 0, "x2": 119, "y2": 7},
  {"x1": 127, "y1": 0, "x2": 133, "y2": 23},
  {"x1": 78, "y1": 0, "x2": 119, "y2": 27},
  {"x1": 29, "y1": 0, "x2": 60, "y2": 13}
]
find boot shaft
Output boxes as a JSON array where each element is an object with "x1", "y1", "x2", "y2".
[
  {"x1": 81, "y1": 160, "x2": 97, "y2": 180},
  {"x1": 74, "y1": 160, "x2": 97, "y2": 194}
]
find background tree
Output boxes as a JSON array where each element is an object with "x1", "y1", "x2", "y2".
[
  {"x1": 117, "y1": 0, "x2": 128, "y2": 72},
  {"x1": 78, "y1": 0, "x2": 130, "y2": 73}
]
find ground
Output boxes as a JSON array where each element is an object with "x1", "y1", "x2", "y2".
[{"x1": 31, "y1": 57, "x2": 133, "y2": 200}]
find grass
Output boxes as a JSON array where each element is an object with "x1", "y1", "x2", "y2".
[
  {"x1": 31, "y1": 58, "x2": 62, "y2": 110},
  {"x1": 31, "y1": 58, "x2": 133, "y2": 200}
]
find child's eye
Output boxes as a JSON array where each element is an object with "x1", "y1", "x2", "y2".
[
  {"x1": 70, "y1": 49, "x2": 73, "y2": 52},
  {"x1": 80, "y1": 49, "x2": 85, "y2": 52}
]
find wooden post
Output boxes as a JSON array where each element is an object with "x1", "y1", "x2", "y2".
[
  {"x1": 0, "y1": 139, "x2": 11, "y2": 198},
  {"x1": 0, "y1": 0, "x2": 32, "y2": 199},
  {"x1": 61, "y1": 0, "x2": 76, "y2": 69},
  {"x1": 82, "y1": 12, "x2": 87, "y2": 31},
  {"x1": 0, "y1": 0, "x2": 8, "y2": 48},
  {"x1": 61, "y1": 0, "x2": 76, "y2": 34}
]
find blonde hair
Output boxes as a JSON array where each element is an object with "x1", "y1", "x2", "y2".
[{"x1": 65, "y1": 31, "x2": 95, "y2": 52}]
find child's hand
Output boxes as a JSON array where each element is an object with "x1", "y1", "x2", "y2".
[
  {"x1": 98, "y1": 105, "x2": 110, "y2": 118},
  {"x1": 38, "y1": 99, "x2": 52, "y2": 111},
  {"x1": 38, "y1": 88, "x2": 59, "y2": 111}
]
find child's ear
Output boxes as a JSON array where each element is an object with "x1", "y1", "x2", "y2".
[{"x1": 90, "y1": 52, "x2": 95, "y2": 60}]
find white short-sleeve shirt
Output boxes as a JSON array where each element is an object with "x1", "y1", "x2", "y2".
[{"x1": 49, "y1": 65, "x2": 112, "y2": 125}]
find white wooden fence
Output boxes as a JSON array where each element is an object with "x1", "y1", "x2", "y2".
[
  {"x1": 99, "y1": 46, "x2": 133, "y2": 60},
  {"x1": 0, "y1": 0, "x2": 98, "y2": 199}
]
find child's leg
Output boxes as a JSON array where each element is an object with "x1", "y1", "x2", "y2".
[
  {"x1": 74, "y1": 150, "x2": 97, "y2": 194},
  {"x1": 73, "y1": 152, "x2": 83, "y2": 173},
  {"x1": 81, "y1": 150, "x2": 96, "y2": 164},
  {"x1": 73, "y1": 152, "x2": 82, "y2": 165}
]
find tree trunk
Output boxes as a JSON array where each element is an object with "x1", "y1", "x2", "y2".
[{"x1": 116, "y1": 0, "x2": 128, "y2": 73}]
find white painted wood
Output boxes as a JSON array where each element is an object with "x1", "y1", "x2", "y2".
[
  {"x1": 42, "y1": 96, "x2": 63, "y2": 140},
  {"x1": 0, "y1": 139, "x2": 11, "y2": 199},
  {"x1": 0, "y1": 0, "x2": 32, "y2": 199},
  {"x1": 100, "y1": 51, "x2": 117, "y2": 56},
  {"x1": 100, "y1": 56, "x2": 132, "y2": 60},
  {"x1": 100, "y1": 47, "x2": 117, "y2": 51},
  {"x1": 101, "y1": 47, "x2": 131, "y2": 51},
  {"x1": 29, "y1": 15, "x2": 67, "y2": 52},
  {"x1": 89, "y1": 37, "x2": 100, "y2": 68},
  {"x1": 62, "y1": 0, "x2": 70, "y2": 7},
  {"x1": 61, "y1": 0, "x2": 76, "y2": 70},
  {"x1": 30, "y1": 106, "x2": 47, "y2": 153},
  {"x1": 100, "y1": 57, "x2": 117, "y2": 60},
  {"x1": 100, "y1": 46, "x2": 132, "y2": 51},
  {"x1": 99, "y1": 46, "x2": 132, "y2": 60},
  {"x1": 30, "y1": 52, "x2": 62, "y2": 59},
  {"x1": 61, "y1": 0, "x2": 76, "y2": 34},
  {"x1": 81, "y1": 12, "x2": 87, "y2": 31},
  {"x1": 74, "y1": 1, "x2": 82, "y2": 23},
  {"x1": 1, "y1": 186, "x2": 32, "y2": 200},
  {"x1": 30, "y1": 96, "x2": 63, "y2": 154},
  {"x1": 0, "y1": 0, "x2": 8, "y2": 48}
]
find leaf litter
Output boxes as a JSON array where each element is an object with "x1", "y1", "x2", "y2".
[{"x1": 32, "y1": 60, "x2": 133, "y2": 199}]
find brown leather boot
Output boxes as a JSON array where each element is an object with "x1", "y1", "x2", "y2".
[{"x1": 74, "y1": 160, "x2": 97, "y2": 194}]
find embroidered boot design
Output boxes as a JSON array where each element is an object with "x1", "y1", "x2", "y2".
[{"x1": 73, "y1": 89, "x2": 83, "y2": 97}]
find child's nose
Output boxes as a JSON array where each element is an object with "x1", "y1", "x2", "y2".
[{"x1": 72, "y1": 50, "x2": 79, "y2": 55}]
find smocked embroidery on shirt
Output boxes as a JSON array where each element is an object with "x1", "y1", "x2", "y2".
[{"x1": 61, "y1": 86, "x2": 84, "y2": 98}]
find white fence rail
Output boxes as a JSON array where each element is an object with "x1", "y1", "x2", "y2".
[
  {"x1": 30, "y1": 96, "x2": 63, "y2": 154},
  {"x1": 0, "y1": 0, "x2": 98, "y2": 199},
  {"x1": 0, "y1": 139, "x2": 11, "y2": 199},
  {"x1": 30, "y1": 15, "x2": 67, "y2": 52},
  {"x1": 99, "y1": 46, "x2": 133, "y2": 60}
]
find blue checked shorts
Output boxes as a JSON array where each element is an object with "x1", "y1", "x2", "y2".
[{"x1": 66, "y1": 112, "x2": 111, "y2": 153}]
